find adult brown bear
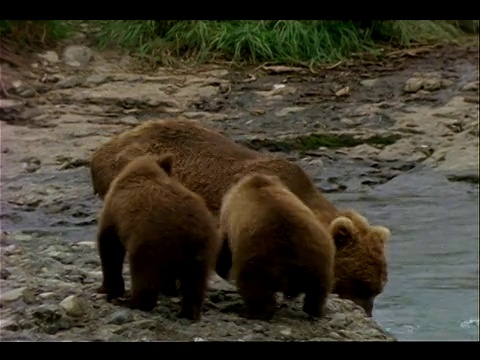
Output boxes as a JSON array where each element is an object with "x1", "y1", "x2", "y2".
[
  {"x1": 96, "y1": 152, "x2": 221, "y2": 321},
  {"x1": 90, "y1": 119, "x2": 391, "y2": 316}
]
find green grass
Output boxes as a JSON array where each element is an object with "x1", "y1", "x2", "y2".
[
  {"x1": 0, "y1": 20, "x2": 71, "y2": 48},
  {"x1": 93, "y1": 20, "x2": 465, "y2": 66},
  {"x1": 0, "y1": 20, "x2": 469, "y2": 66},
  {"x1": 245, "y1": 133, "x2": 403, "y2": 152},
  {"x1": 363, "y1": 20, "x2": 462, "y2": 46}
]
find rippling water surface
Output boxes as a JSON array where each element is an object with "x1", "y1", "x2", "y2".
[{"x1": 328, "y1": 169, "x2": 479, "y2": 341}]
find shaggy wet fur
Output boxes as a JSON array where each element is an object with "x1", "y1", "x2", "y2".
[
  {"x1": 219, "y1": 173, "x2": 335, "y2": 320},
  {"x1": 96, "y1": 153, "x2": 221, "y2": 321},
  {"x1": 90, "y1": 119, "x2": 391, "y2": 315}
]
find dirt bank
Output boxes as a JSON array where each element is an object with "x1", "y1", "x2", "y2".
[{"x1": 0, "y1": 29, "x2": 478, "y2": 341}]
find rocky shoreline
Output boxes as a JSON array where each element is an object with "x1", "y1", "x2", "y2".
[
  {"x1": 1, "y1": 30, "x2": 478, "y2": 341},
  {"x1": 0, "y1": 230, "x2": 394, "y2": 341}
]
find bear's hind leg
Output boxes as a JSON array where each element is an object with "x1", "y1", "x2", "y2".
[
  {"x1": 177, "y1": 260, "x2": 209, "y2": 321},
  {"x1": 158, "y1": 277, "x2": 179, "y2": 297},
  {"x1": 128, "y1": 252, "x2": 159, "y2": 311},
  {"x1": 303, "y1": 283, "x2": 329, "y2": 319},
  {"x1": 97, "y1": 223, "x2": 126, "y2": 300},
  {"x1": 240, "y1": 290, "x2": 276, "y2": 321},
  {"x1": 236, "y1": 268, "x2": 277, "y2": 321}
]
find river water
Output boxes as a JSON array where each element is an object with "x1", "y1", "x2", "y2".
[{"x1": 327, "y1": 167, "x2": 479, "y2": 341}]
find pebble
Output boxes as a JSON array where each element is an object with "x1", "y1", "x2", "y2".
[
  {"x1": 280, "y1": 327, "x2": 292, "y2": 336},
  {"x1": 1, "y1": 231, "x2": 11, "y2": 245},
  {"x1": 360, "y1": 78, "x2": 379, "y2": 88},
  {"x1": 329, "y1": 332, "x2": 344, "y2": 340},
  {"x1": 59, "y1": 295, "x2": 85, "y2": 317},
  {"x1": 47, "y1": 251, "x2": 64, "y2": 259},
  {"x1": 0, "y1": 317, "x2": 18, "y2": 331},
  {"x1": 19, "y1": 89, "x2": 35, "y2": 98},
  {"x1": 38, "y1": 292, "x2": 56, "y2": 299},
  {"x1": 62, "y1": 45, "x2": 93, "y2": 68},
  {"x1": 1, "y1": 287, "x2": 27, "y2": 303},
  {"x1": 39, "y1": 50, "x2": 60, "y2": 64},
  {"x1": 462, "y1": 81, "x2": 479, "y2": 92},
  {"x1": 107, "y1": 309, "x2": 134, "y2": 325},
  {"x1": 23, "y1": 160, "x2": 41, "y2": 173},
  {"x1": 253, "y1": 324, "x2": 264, "y2": 333},
  {"x1": 54, "y1": 76, "x2": 83, "y2": 89},
  {"x1": 77, "y1": 241, "x2": 96, "y2": 248},
  {"x1": 14, "y1": 233, "x2": 32, "y2": 242},
  {"x1": 275, "y1": 106, "x2": 306, "y2": 117},
  {"x1": 422, "y1": 78, "x2": 442, "y2": 91},
  {"x1": 340, "y1": 118, "x2": 355, "y2": 126},
  {"x1": 2, "y1": 244, "x2": 17, "y2": 255},
  {"x1": 85, "y1": 74, "x2": 110, "y2": 86},
  {"x1": 0, "y1": 268, "x2": 11, "y2": 280},
  {"x1": 404, "y1": 78, "x2": 424, "y2": 93},
  {"x1": 88, "y1": 270, "x2": 103, "y2": 279},
  {"x1": 118, "y1": 116, "x2": 140, "y2": 126}
]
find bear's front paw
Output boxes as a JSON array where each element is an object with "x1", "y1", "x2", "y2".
[
  {"x1": 97, "y1": 280, "x2": 125, "y2": 298},
  {"x1": 97, "y1": 279, "x2": 125, "y2": 300},
  {"x1": 302, "y1": 301, "x2": 325, "y2": 319}
]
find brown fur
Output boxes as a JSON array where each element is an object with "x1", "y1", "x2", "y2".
[
  {"x1": 90, "y1": 119, "x2": 390, "y2": 315},
  {"x1": 96, "y1": 152, "x2": 221, "y2": 321},
  {"x1": 329, "y1": 209, "x2": 391, "y2": 316},
  {"x1": 219, "y1": 173, "x2": 335, "y2": 320}
]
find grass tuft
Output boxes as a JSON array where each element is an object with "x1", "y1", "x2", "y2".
[
  {"x1": 93, "y1": 20, "x2": 466, "y2": 67},
  {"x1": 0, "y1": 20, "x2": 71, "y2": 48}
]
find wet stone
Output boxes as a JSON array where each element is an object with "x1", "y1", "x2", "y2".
[{"x1": 107, "y1": 309, "x2": 134, "y2": 325}]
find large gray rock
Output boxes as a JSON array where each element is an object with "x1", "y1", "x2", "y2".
[{"x1": 62, "y1": 45, "x2": 93, "y2": 68}]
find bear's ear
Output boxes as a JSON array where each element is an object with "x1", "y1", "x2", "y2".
[
  {"x1": 339, "y1": 209, "x2": 370, "y2": 232},
  {"x1": 330, "y1": 216, "x2": 357, "y2": 249},
  {"x1": 156, "y1": 153, "x2": 174, "y2": 176},
  {"x1": 371, "y1": 225, "x2": 391, "y2": 246}
]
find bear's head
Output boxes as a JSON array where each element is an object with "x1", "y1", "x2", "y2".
[
  {"x1": 329, "y1": 209, "x2": 391, "y2": 317},
  {"x1": 114, "y1": 152, "x2": 175, "y2": 185}
]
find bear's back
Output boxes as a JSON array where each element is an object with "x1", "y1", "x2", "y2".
[
  {"x1": 225, "y1": 177, "x2": 331, "y2": 259},
  {"x1": 108, "y1": 175, "x2": 216, "y2": 249},
  {"x1": 226, "y1": 180, "x2": 334, "y2": 287},
  {"x1": 127, "y1": 119, "x2": 259, "y2": 161}
]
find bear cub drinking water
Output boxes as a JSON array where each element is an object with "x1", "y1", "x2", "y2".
[{"x1": 219, "y1": 173, "x2": 335, "y2": 320}]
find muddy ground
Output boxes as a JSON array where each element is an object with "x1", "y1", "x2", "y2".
[{"x1": 0, "y1": 28, "x2": 478, "y2": 341}]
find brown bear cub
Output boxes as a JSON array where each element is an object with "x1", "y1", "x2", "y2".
[
  {"x1": 219, "y1": 173, "x2": 335, "y2": 321},
  {"x1": 96, "y1": 153, "x2": 221, "y2": 321}
]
